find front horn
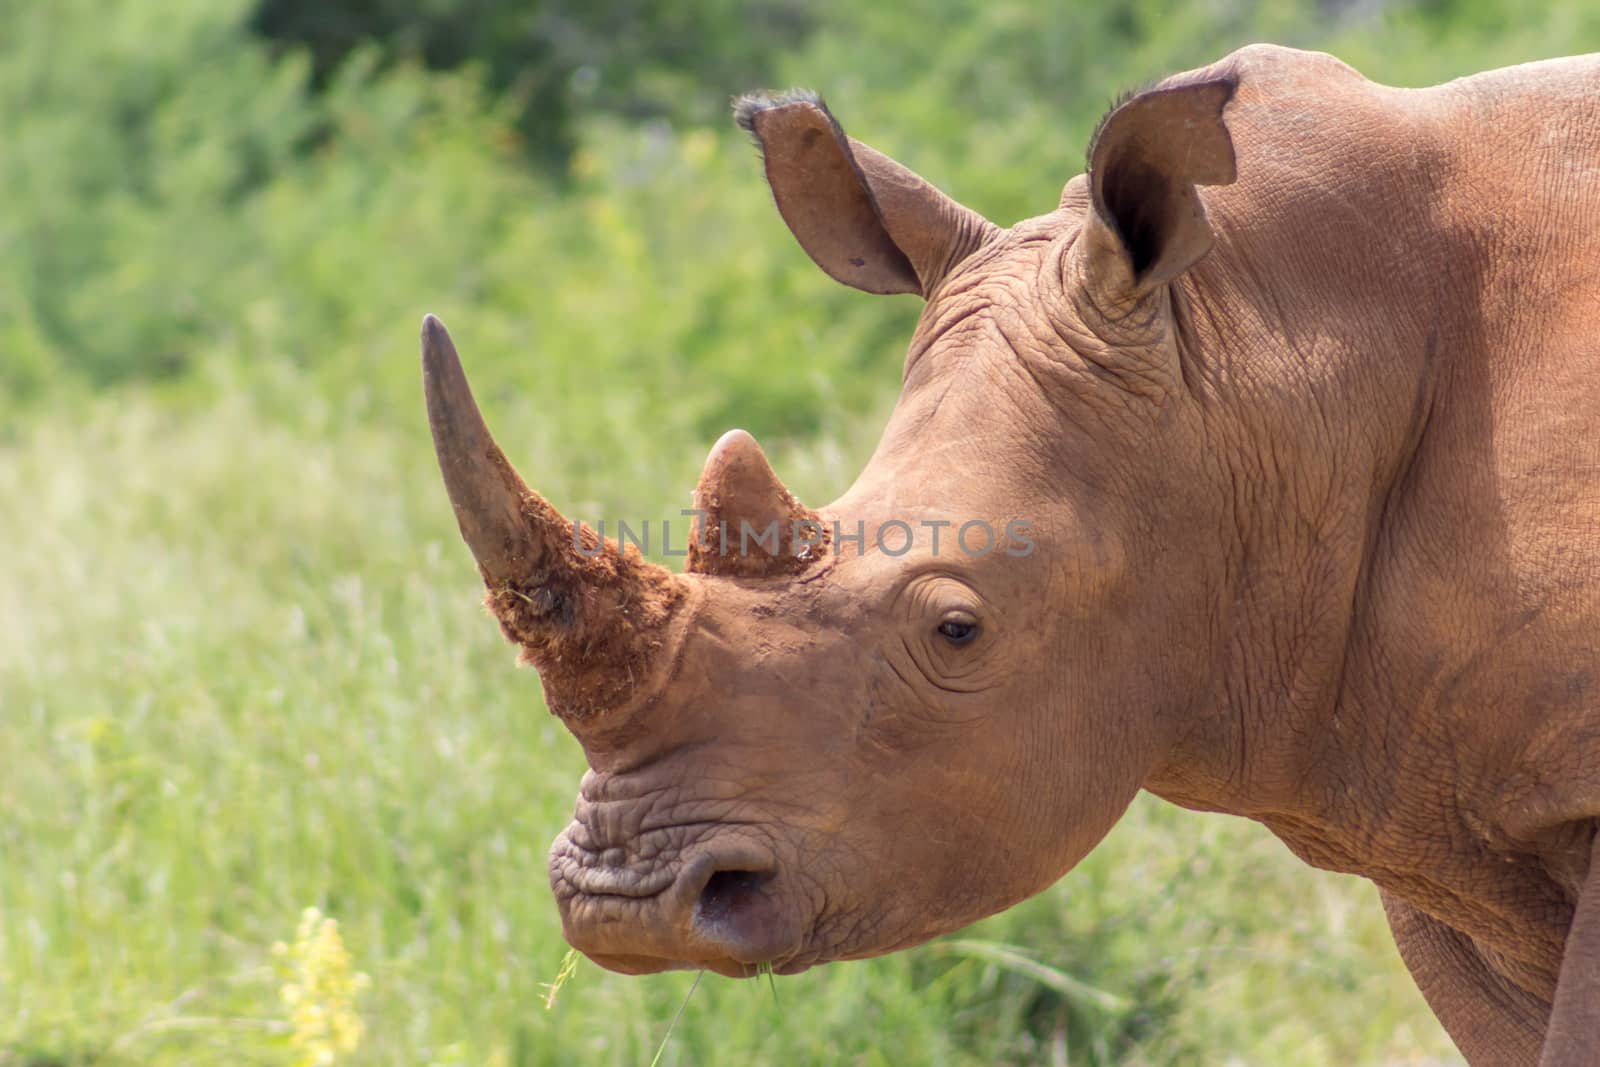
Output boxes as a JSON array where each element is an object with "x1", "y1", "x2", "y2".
[{"x1": 421, "y1": 314, "x2": 686, "y2": 720}]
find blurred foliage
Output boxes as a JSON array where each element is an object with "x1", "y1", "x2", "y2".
[
  {"x1": 4, "y1": 0, "x2": 1597, "y2": 426},
  {"x1": 4, "y1": 0, "x2": 1600, "y2": 1063},
  {"x1": 247, "y1": 0, "x2": 814, "y2": 168}
]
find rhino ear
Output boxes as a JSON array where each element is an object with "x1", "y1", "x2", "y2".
[
  {"x1": 1082, "y1": 76, "x2": 1238, "y2": 296},
  {"x1": 735, "y1": 92, "x2": 998, "y2": 298}
]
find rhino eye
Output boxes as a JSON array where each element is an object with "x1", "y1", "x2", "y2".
[{"x1": 937, "y1": 617, "x2": 979, "y2": 645}]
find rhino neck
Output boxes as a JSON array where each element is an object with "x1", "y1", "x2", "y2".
[
  {"x1": 1145, "y1": 76, "x2": 1595, "y2": 919},
  {"x1": 1146, "y1": 60, "x2": 1600, "y2": 999},
  {"x1": 1141, "y1": 89, "x2": 1461, "y2": 845},
  {"x1": 1141, "y1": 337, "x2": 1436, "y2": 836}
]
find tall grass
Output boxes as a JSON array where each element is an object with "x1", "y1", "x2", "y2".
[{"x1": 0, "y1": 381, "x2": 1457, "y2": 1065}]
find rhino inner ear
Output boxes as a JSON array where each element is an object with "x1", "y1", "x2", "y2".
[
  {"x1": 1085, "y1": 75, "x2": 1238, "y2": 293},
  {"x1": 735, "y1": 91, "x2": 998, "y2": 298}
]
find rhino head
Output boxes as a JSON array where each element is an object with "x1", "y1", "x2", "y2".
[{"x1": 424, "y1": 73, "x2": 1238, "y2": 977}]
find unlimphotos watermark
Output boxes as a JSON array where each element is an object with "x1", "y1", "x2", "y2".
[{"x1": 572, "y1": 511, "x2": 1035, "y2": 559}]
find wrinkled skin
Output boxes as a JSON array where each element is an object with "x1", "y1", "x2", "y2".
[
  {"x1": 422, "y1": 45, "x2": 1600, "y2": 1064},
  {"x1": 552, "y1": 430, "x2": 1176, "y2": 977}
]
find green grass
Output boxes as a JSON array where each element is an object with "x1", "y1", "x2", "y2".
[{"x1": 0, "y1": 377, "x2": 1460, "y2": 1065}]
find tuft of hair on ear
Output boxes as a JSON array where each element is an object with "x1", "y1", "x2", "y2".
[
  {"x1": 1085, "y1": 69, "x2": 1239, "y2": 175},
  {"x1": 1086, "y1": 80, "x2": 1157, "y2": 172},
  {"x1": 732, "y1": 89, "x2": 826, "y2": 141}
]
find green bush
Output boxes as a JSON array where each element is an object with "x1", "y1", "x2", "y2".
[{"x1": 248, "y1": 0, "x2": 815, "y2": 169}]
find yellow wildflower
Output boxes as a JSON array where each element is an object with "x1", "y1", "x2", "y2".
[{"x1": 272, "y1": 907, "x2": 371, "y2": 1067}]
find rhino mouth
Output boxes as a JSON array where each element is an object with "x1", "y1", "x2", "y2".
[{"x1": 550, "y1": 831, "x2": 811, "y2": 977}]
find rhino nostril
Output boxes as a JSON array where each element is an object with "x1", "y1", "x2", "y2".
[{"x1": 696, "y1": 868, "x2": 772, "y2": 925}]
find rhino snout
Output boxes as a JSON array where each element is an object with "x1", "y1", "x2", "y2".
[{"x1": 549, "y1": 828, "x2": 806, "y2": 977}]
